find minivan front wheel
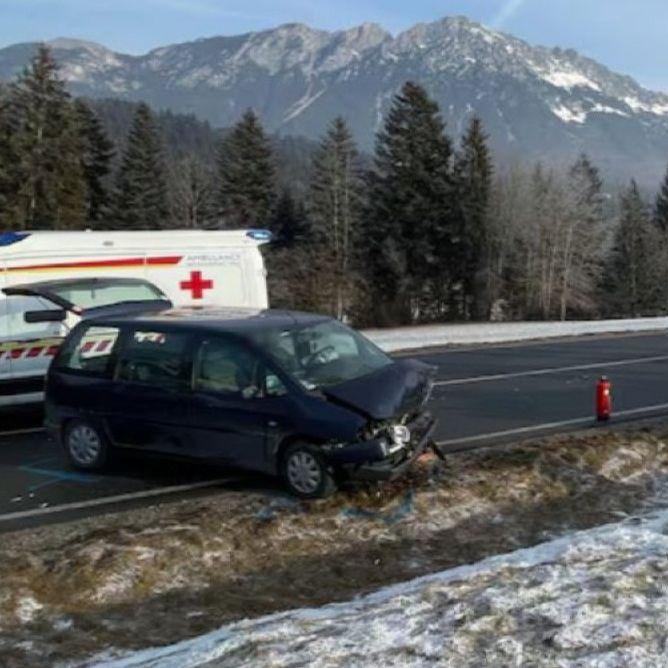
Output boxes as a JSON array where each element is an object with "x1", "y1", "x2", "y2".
[
  {"x1": 282, "y1": 444, "x2": 337, "y2": 499},
  {"x1": 64, "y1": 420, "x2": 108, "y2": 471}
]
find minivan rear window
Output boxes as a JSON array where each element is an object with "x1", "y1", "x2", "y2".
[
  {"x1": 116, "y1": 330, "x2": 189, "y2": 389},
  {"x1": 57, "y1": 325, "x2": 121, "y2": 376}
]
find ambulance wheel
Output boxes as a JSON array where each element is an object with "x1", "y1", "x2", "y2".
[{"x1": 64, "y1": 420, "x2": 109, "y2": 471}]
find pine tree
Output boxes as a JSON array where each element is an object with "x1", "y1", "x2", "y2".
[
  {"x1": 5, "y1": 45, "x2": 86, "y2": 229},
  {"x1": 216, "y1": 109, "x2": 276, "y2": 229},
  {"x1": 367, "y1": 81, "x2": 455, "y2": 324},
  {"x1": 454, "y1": 116, "x2": 493, "y2": 320},
  {"x1": 112, "y1": 102, "x2": 169, "y2": 229},
  {"x1": 309, "y1": 117, "x2": 364, "y2": 319},
  {"x1": 655, "y1": 165, "x2": 668, "y2": 233},
  {"x1": 270, "y1": 187, "x2": 309, "y2": 247},
  {"x1": 603, "y1": 181, "x2": 661, "y2": 317},
  {"x1": 74, "y1": 99, "x2": 115, "y2": 225},
  {"x1": 0, "y1": 90, "x2": 16, "y2": 223}
]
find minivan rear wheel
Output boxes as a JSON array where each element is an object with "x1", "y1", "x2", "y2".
[
  {"x1": 281, "y1": 444, "x2": 337, "y2": 499},
  {"x1": 64, "y1": 420, "x2": 108, "y2": 471}
]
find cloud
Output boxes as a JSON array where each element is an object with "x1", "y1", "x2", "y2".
[{"x1": 491, "y1": 0, "x2": 527, "y2": 27}]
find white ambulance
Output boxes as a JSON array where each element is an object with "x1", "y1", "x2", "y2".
[{"x1": 0, "y1": 229, "x2": 271, "y2": 406}]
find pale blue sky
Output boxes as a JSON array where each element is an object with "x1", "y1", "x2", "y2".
[{"x1": 1, "y1": 0, "x2": 667, "y2": 91}]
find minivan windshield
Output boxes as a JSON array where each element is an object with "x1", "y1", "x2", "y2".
[{"x1": 251, "y1": 320, "x2": 392, "y2": 390}]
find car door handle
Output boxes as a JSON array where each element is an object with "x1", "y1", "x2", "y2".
[{"x1": 268, "y1": 420, "x2": 279, "y2": 428}]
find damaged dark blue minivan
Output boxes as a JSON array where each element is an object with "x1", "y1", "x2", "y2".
[{"x1": 45, "y1": 309, "x2": 437, "y2": 498}]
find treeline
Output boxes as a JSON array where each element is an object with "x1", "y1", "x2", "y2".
[
  {"x1": 0, "y1": 47, "x2": 317, "y2": 231},
  {"x1": 2, "y1": 47, "x2": 668, "y2": 326}
]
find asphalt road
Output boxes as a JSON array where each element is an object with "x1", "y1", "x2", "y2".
[{"x1": 3, "y1": 330, "x2": 668, "y2": 532}]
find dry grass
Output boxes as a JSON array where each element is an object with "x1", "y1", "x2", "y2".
[{"x1": 1, "y1": 424, "x2": 668, "y2": 666}]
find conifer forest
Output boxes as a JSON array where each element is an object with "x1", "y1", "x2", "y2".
[{"x1": 2, "y1": 47, "x2": 668, "y2": 326}]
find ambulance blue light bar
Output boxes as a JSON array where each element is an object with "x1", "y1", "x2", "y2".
[
  {"x1": 0, "y1": 231, "x2": 30, "y2": 247},
  {"x1": 246, "y1": 229, "x2": 273, "y2": 242}
]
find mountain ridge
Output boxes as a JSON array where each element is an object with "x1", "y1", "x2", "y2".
[{"x1": 2, "y1": 16, "x2": 667, "y2": 185}]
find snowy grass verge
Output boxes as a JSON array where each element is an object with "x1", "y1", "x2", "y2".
[
  {"x1": 98, "y1": 511, "x2": 668, "y2": 668},
  {"x1": 364, "y1": 317, "x2": 668, "y2": 352},
  {"x1": 2, "y1": 429, "x2": 668, "y2": 667},
  {"x1": 94, "y1": 509, "x2": 668, "y2": 667}
]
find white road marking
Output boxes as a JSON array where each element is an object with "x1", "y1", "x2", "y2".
[
  {"x1": 436, "y1": 401, "x2": 668, "y2": 448},
  {"x1": 434, "y1": 354, "x2": 668, "y2": 387},
  {"x1": 0, "y1": 427, "x2": 45, "y2": 438},
  {"x1": 0, "y1": 392, "x2": 44, "y2": 407},
  {"x1": 0, "y1": 477, "x2": 237, "y2": 524}
]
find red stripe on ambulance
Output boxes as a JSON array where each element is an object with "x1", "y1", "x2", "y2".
[{"x1": 6, "y1": 255, "x2": 182, "y2": 273}]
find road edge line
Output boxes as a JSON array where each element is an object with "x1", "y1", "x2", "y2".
[
  {"x1": 434, "y1": 354, "x2": 668, "y2": 387},
  {"x1": 436, "y1": 402, "x2": 668, "y2": 448},
  {"x1": 0, "y1": 477, "x2": 236, "y2": 523}
]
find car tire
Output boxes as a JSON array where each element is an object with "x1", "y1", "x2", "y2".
[
  {"x1": 281, "y1": 443, "x2": 337, "y2": 499},
  {"x1": 63, "y1": 420, "x2": 109, "y2": 471}
]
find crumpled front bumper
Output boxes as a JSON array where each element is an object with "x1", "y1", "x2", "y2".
[{"x1": 327, "y1": 412, "x2": 437, "y2": 481}]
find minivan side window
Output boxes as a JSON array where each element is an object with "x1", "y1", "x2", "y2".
[
  {"x1": 57, "y1": 325, "x2": 121, "y2": 376},
  {"x1": 194, "y1": 337, "x2": 286, "y2": 399},
  {"x1": 116, "y1": 329, "x2": 190, "y2": 390}
]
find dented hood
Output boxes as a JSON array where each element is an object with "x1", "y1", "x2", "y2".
[{"x1": 322, "y1": 358, "x2": 435, "y2": 420}]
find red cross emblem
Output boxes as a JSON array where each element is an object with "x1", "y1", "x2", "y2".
[{"x1": 180, "y1": 270, "x2": 213, "y2": 300}]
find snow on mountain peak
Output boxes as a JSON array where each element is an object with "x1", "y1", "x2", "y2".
[
  {"x1": 47, "y1": 37, "x2": 109, "y2": 53},
  {"x1": 3, "y1": 15, "x2": 668, "y2": 184},
  {"x1": 46, "y1": 37, "x2": 123, "y2": 81},
  {"x1": 36, "y1": 18, "x2": 668, "y2": 122}
]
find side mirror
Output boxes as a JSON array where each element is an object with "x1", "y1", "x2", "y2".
[{"x1": 24, "y1": 309, "x2": 67, "y2": 324}]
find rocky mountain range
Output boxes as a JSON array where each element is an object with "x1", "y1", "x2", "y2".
[{"x1": 1, "y1": 16, "x2": 668, "y2": 185}]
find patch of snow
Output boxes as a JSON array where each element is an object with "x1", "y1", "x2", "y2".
[
  {"x1": 48, "y1": 38, "x2": 121, "y2": 67},
  {"x1": 61, "y1": 64, "x2": 86, "y2": 80},
  {"x1": 551, "y1": 103, "x2": 587, "y2": 124},
  {"x1": 53, "y1": 617, "x2": 74, "y2": 632},
  {"x1": 590, "y1": 103, "x2": 629, "y2": 117},
  {"x1": 107, "y1": 77, "x2": 131, "y2": 93},
  {"x1": 177, "y1": 65, "x2": 214, "y2": 88},
  {"x1": 624, "y1": 96, "x2": 668, "y2": 117},
  {"x1": 282, "y1": 85, "x2": 325, "y2": 122},
  {"x1": 363, "y1": 316, "x2": 668, "y2": 352},
  {"x1": 93, "y1": 509, "x2": 668, "y2": 667},
  {"x1": 16, "y1": 596, "x2": 43, "y2": 624},
  {"x1": 539, "y1": 67, "x2": 601, "y2": 92},
  {"x1": 374, "y1": 92, "x2": 391, "y2": 130},
  {"x1": 625, "y1": 96, "x2": 647, "y2": 112},
  {"x1": 468, "y1": 25, "x2": 502, "y2": 45}
]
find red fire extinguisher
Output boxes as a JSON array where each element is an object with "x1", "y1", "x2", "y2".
[{"x1": 596, "y1": 376, "x2": 612, "y2": 422}]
